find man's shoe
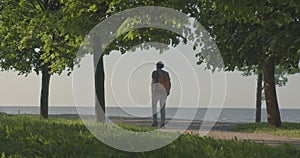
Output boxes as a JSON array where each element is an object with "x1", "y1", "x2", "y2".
[
  {"x1": 151, "y1": 123, "x2": 157, "y2": 127},
  {"x1": 160, "y1": 124, "x2": 165, "y2": 128}
]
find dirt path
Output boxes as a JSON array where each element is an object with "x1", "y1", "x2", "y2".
[
  {"x1": 172, "y1": 130, "x2": 300, "y2": 146},
  {"x1": 110, "y1": 117, "x2": 300, "y2": 146}
]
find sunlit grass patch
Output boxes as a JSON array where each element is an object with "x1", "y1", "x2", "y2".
[
  {"x1": 232, "y1": 122, "x2": 300, "y2": 138},
  {"x1": 0, "y1": 114, "x2": 299, "y2": 158}
]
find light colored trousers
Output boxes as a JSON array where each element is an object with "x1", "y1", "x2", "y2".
[{"x1": 152, "y1": 94, "x2": 167, "y2": 125}]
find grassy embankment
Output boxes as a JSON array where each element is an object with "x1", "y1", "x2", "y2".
[
  {"x1": 0, "y1": 113, "x2": 299, "y2": 158},
  {"x1": 232, "y1": 122, "x2": 300, "y2": 138}
]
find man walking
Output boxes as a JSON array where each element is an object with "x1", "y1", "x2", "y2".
[{"x1": 151, "y1": 61, "x2": 171, "y2": 128}]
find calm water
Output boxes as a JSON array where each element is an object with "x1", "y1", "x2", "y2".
[{"x1": 0, "y1": 106, "x2": 300, "y2": 123}]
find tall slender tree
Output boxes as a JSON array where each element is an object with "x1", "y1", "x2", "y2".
[
  {"x1": 256, "y1": 72, "x2": 263, "y2": 122},
  {"x1": 0, "y1": 0, "x2": 88, "y2": 118},
  {"x1": 194, "y1": 0, "x2": 300, "y2": 127}
]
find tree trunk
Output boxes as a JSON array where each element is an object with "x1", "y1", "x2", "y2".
[
  {"x1": 263, "y1": 56, "x2": 281, "y2": 127},
  {"x1": 255, "y1": 73, "x2": 263, "y2": 122},
  {"x1": 93, "y1": 35, "x2": 105, "y2": 122},
  {"x1": 40, "y1": 63, "x2": 51, "y2": 119}
]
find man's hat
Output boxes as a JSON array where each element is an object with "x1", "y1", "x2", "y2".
[{"x1": 156, "y1": 61, "x2": 164, "y2": 65}]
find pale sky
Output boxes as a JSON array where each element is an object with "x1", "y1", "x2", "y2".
[{"x1": 0, "y1": 44, "x2": 299, "y2": 109}]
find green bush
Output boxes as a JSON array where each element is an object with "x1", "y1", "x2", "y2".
[{"x1": 0, "y1": 115, "x2": 299, "y2": 158}]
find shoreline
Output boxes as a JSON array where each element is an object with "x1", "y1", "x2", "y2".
[{"x1": 2, "y1": 107, "x2": 300, "y2": 123}]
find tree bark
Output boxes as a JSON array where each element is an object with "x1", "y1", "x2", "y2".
[
  {"x1": 255, "y1": 73, "x2": 263, "y2": 122},
  {"x1": 40, "y1": 62, "x2": 51, "y2": 119},
  {"x1": 93, "y1": 35, "x2": 105, "y2": 122},
  {"x1": 263, "y1": 56, "x2": 281, "y2": 127}
]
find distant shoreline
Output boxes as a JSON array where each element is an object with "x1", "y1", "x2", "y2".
[
  {"x1": 1, "y1": 106, "x2": 300, "y2": 110},
  {"x1": 2, "y1": 107, "x2": 300, "y2": 123}
]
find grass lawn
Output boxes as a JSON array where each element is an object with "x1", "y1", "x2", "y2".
[
  {"x1": 232, "y1": 122, "x2": 300, "y2": 138},
  {"x1": 0, "y1": 114, "x2": 300, "y2": 158}
]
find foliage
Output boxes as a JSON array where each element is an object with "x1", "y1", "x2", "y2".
[
  {"x1": 0, "y1": 0, "x2": 111, "y2": 118},
  {"x1": 0, "y1": 114, "x2": 300, "y2": 158},
  {"x1": 232, "y1": 122, "x2": 300, "y2": 138},
  {"x1": 0, "y1": 0, "x2": 83, "y2": 75},
  {"x1": 192, "y1": 0, "x2": 300, "y2": 71},
  {"x1": 59, "y1": 0, "x2": 111, "y2": 37},
  {"x1": 95, "y1": 0, "x2": 224, "y2": 71},
  {"x1": 190, "y1": 0, "x2": 300, "y2": 127},
  {"x1": 101, "y1": 1, "x2": 188, "y2": 55}
]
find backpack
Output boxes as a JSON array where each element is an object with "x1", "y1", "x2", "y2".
[{"x1": 153, "y1": 70, "x2": 171, "y2": 94}]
